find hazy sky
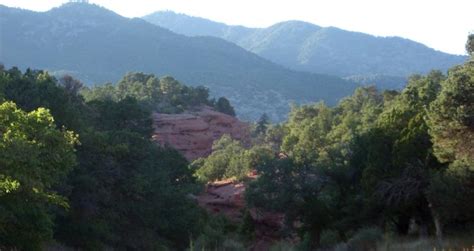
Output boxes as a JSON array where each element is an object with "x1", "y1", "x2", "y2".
[{"x1": 1, "y1": 0, "x2": 472, "y2": 55}]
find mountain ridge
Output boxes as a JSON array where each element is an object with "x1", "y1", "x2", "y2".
[
  {"x1": 0, "y1": 3, "x2": 356, "y2": 121},
  {"x1": 143, "y1": 11, "x2": 467, "y2": 80}
]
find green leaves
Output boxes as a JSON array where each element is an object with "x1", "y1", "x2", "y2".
[
  {"x1": 0, "y1": 101, "x2": 78, "y2": 249},
  {"x1": 466, "y1": 34, "x2": 474, "y2": 56},
  {"x1": 0, "y1": 101, "x2": 78, "y2": 192},
  {"x1": 246, "y1": 66, "x2": 473, "y2": 245},
  {"x1": 427, "y1": 62, "x2": 474, "y2": 169},
  {"x1": 215, "y1": 97, "x2": 236, "y2": 116},
  {"x1": 83, "y1": 72, "x2": 222, "y2": 114},
  {"x1": 193, "y1": 135, "x2": 274, "y2": 183},
  {"x1": 0, "y1": 67, "x2": 205, "y2": 249},
  {"x1": 0, "y1": 176, "x2": 20, "y2": 195},
  {"x1": 193, "y1": 135, "x2": 250, "y2": 182}
]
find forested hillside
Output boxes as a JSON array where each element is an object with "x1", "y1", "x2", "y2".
[
  {"x1": 2, "y1": 62, "x2": 473, "y2": 249},
  {"x1": 144, "y1": 11, "x2": 467, "y2": 89},
  {"x1": 0, "y1": 3, "x2": 473, "y2": 250},
  {"x1": 0, "y1": 66, "x2": 246, "y2": 249},
  {"x1": 191, "y1": 38, "x2": 474, "y2": 249},
  {"x1": 0, "y1": 3, "x2": 356, "y2": 121}
]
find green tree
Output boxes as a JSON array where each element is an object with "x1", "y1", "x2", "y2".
[
  {"x1": 192, "y1": 135, "x2": 246, "y2": 182},
  {"x1": 0, "y1": 67, "x2": 208, "y2": 249},
  {"x1": 246, "y1": 157, "x2": 330, "y2": 248},
  {"x1": 427, "y1": 62, "x2": 474, "y2": 170},
  {"x1": 0, "y1": 67, "x2": 89, "y2": 131},
  {"x1": 192, "y1": 135, "x2": 273, "y2": 182},
  {"x1": 82, "y1": 72, "x2": 222, "y2": 114},
  {"x1": 215, "y1": 97, "x2": 236, "y2": 116},
  {"x1": 0, "y1": 102, "x2": 77, "y2": 249},
  {"x1": 466, "y1": 33, "x2": 474, "y2": 56},
  {"x1": 255, "y1": 113, "x2": 270, "y2": 135},
  {"x1": 263, "y1": 124, "x2": 287, "y2": 151},
  {"x1": 360, "y1": 72, "x2": 448, "y2": 238}
]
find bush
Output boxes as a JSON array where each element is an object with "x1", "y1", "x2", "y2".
[
  {"x1": 347, "y1": 227, "x2": 383, "y2": 251},
  {"x1": 222, "y1": 239, "x2": 246, "y2": 251},
  {"x1": 193, "y1": 135, "x2": 274, "y2": 182},
  {"x1": 333, "y1": 242, "x2": 349, "y2": 251},
  {"x1": 320, "y1": 229, "x2": 342, "y2": 248},
  {"x1": 238, "y1": 210, "x2": 256, "y2": 240},
  {"x1": 269, "y1": 241, "x2": 297, "y2": 251},
  {"x1": 191, "y1": 215, "x2": 238, "y2": 250}
]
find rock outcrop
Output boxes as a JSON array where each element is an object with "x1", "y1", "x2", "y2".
[
  {"x1": 196, "y1": 176, "x2": 286, "y2": 250},
  {"x1": 152, "y1": 106, "x2": 249, "y2": 160}
]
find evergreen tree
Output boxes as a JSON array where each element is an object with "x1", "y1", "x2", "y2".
[
  {"x1": 466, "y1": 33, "x2": 474, "y2": 57},
  {"x1": 255, "y1": 113, "x2": 270, "y2": 135},
  {"x1": 215, "y1": 97, "x2": 236, "y2": 116}
]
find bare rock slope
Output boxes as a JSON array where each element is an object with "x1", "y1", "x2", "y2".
[{"x1": 152, "y1": 106, "x2": 249, "y2": 160}]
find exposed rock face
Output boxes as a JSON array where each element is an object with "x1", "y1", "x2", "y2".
[
  {"x1": 196, "y1": 177, "x2": 286, "y2": 251},
  {"x1": 197, "y1": 177, "x2": 284, "y2": 227},
  {"x1": 152, "y1": 106, "x2": 249, "y2": 160}
]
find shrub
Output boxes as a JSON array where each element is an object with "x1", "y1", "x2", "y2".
[
  {"x1": 320, "y1": 229, "x2": 342, "y2": 248},
  {"x1": 347, "y1": 227, "x2": 383, "y2": 251}
]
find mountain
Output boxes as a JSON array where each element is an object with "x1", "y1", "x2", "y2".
[
  {"x1": 143, "y1": 11, "x2": 467, "y2": 87},
  {"x1": 0, "y1": 3, "x2": 357, "y2": 121}
]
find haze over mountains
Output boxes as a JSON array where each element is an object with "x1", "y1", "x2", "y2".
[
  {"x1": 0, "y1": 3, "x2": 355, "y2": 121},
  {"x1": 0, "y1": 3, "x2": 467, "y2": 121},
  {"x1": 143, "y1": 11, "x2": 467, "y2": 85}
]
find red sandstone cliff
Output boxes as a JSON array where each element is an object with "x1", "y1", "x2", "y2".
[
  {"x1": 152, "y1": 106, "x2": 249, "y2": 160},
  {"x1": 196, "y1": 177, "x2": 286, "y2": 250},
  {"x1": 152, "y1": 107, "x2": 286, "y2": 250}
]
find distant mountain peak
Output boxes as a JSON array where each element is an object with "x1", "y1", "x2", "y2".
[
  {"x1": 143, "y1": 12, "x2": 467, "y2": 78},
  {"x1": 55, "y1": 1, "x2": 96, "y2": 9},
  {"x1": 51, "y1": 2, "x2": 120, "y2": 16},
  {"x1": 270, "y1": 20, "x2": 321, "y2": 30},
  {"x1": 1, "y1": 4, "x2": 355, "y2": 121},
  {"x1": 45, "y1": 2, "x2": 126, "y2": 24},
  {"x1": 148, "y1": 10, "x2": 193, "y2": 17}
]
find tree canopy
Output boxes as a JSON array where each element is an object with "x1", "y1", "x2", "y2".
[
  {"x1": 0, "y1": 67, "x2": 205, "y2": 250},
  {"x1": 83, "y1": 72, "x2": 234, "y2": 115},
  {"x1": 245, "y1": 63, "x2": 474, "y2": 247},
  {"x1": 0, "y1": 102, "x2": 77, "y2": 249}
]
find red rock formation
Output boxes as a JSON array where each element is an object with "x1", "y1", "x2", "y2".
[
  {"x1": 153, "y1": 107, "x2": 287, "y2": 250},
  {"x1": 196, "y1": 177, "x2": 286, "y2": 251},
  {"x1": 197, "y1": 178, "x2": 284, "y2": 226},
  {"x1": 152, "y1": 106, "x2": 249, "y2": 160}
]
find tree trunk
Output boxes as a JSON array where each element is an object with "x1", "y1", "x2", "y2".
[
  {"x1": 396, "y1": 215, "x2": 410, "y2": 235},
  {"x1": 429, "y1": 201, "x2": 443, "y2": 243},
  {"x1": 418, "y1": 197, "x2": 431, "y2": 238},
  {"x1": 418, "y1": 221, "x2": 429, "y2": 238},
  {"x1": 310, "y1": 229, "x2": 321, "y2": 249},
  {"x1": 432, "y1": 212, "x2": 443, "y2": 241}
]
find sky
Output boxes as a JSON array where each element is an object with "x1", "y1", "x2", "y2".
[{"x1": 1, "y1": 0, "x2": 472, "y2": 55}]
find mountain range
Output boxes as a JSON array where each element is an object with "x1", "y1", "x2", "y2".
[
  {"x1": 143, "y1": 11, "x2": 467, "y2": 87},
  {"x1": 0, "y1": 4, "x2": 467, "y2": 121},
  {"x1": 0, "y1": 3, "x2": 356, "y2": 121}
]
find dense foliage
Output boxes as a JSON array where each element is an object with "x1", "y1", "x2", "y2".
[
  {"x1": 206, "y1": 40, "x2": 473, "y2": 249},
  {"x1": 82, "y1": 72, "x2": 235, "y2": 115},
  {"x1": 1, "y1": 30, "x2": 472, "y2": 250},
  {"x1": 243, "y1": 54, "x2": 474, "y2": 249},
  {"x1": 0, "y1": 102, "x2": 77, "y2": 249},
  {"x1": 192, "y1": 135, "x2": 273, "y2": 182},
  {"x1": 0, "y1": 67, "x2": 212, "y2": 250},
  {"x1": 427, "y1": 61, "x2": 474, "y2": 170}
]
